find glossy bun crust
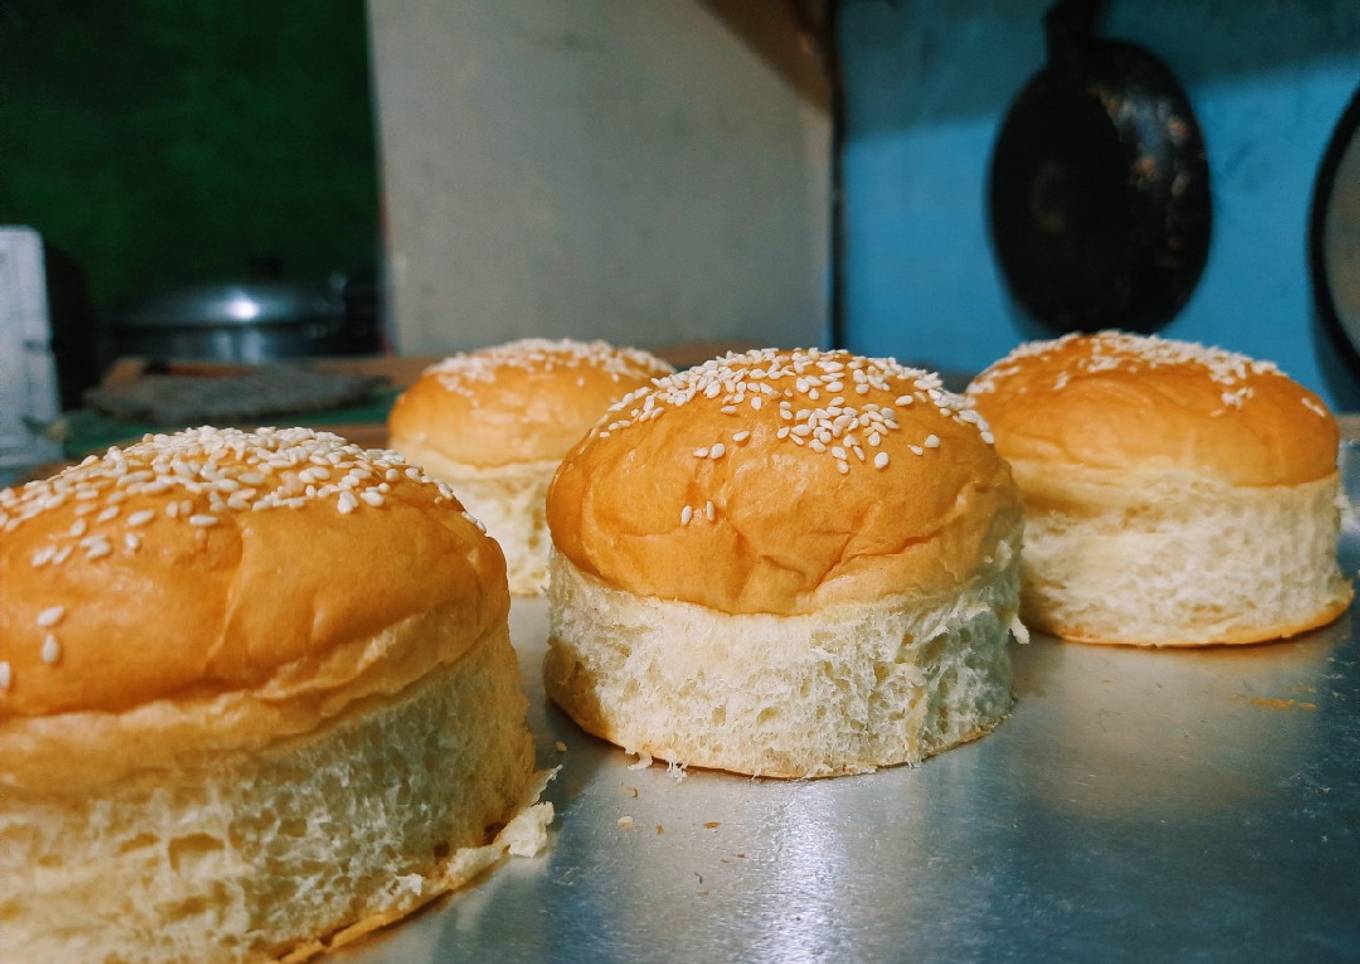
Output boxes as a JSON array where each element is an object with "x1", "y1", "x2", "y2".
[
  {"x1": 388, "y1": 338, "x2": 674, "y2": 468},
  {"x1": 0, "y1": 427, "x2": 505, "y2": 787},
  {"x1": 968, "y1": 331, "x2": 1338, "y2": 487},
  {"x1": 548, "y1": 348, "x2": 1019, "y2": 616}
]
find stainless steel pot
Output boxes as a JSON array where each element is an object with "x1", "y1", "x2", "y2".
[{"x1": 109, "y1": 276, "x2": 380, "y2": 363}]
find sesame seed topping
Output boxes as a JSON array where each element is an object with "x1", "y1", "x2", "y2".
[
  {"x1": 0, "y1": 661, "x2": 10, "y2": 690},
  {"x1": 1302, "y1": 396, "x2": 1329, "y2": 418},
  {"x1": 874, "y1": 452, "x2": 890, "y2": 470},
  {"x1": 590, "y1": 348, "x2": 988, "y2": 475},
  {"x1": 924, "y1": 434, "x2": 941, "y2": 448},
  {"x1": 0, "y1": 428, "x2": 466, "y2": 573},
  {"x1": 836, "y1": 460, "x2": 849, "y2": 474},
  {"x1": 337, "y1": 491, "x2": 358, "y2": 514},
  {"x1": 424, "y1": 338, "x2": 673, "y2": 399},
  {"x1": 41, "y1": 634, "x2": 61, "y2": 665},
  {"x1": 970, "y1": 331, "x2": 1285, "y2": 399},
  {"x1": 36, "y1": 606, "x2": 64, "y2": 628},
  {"x1": 705, "y1": 499, "x2": 715, "y2": 521},
  {"x1": 680, "y1": 505, "x2": 693, "y2": 526}
]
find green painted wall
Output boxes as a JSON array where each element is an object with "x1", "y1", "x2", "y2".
[{"x1": 0, "y1": 0, "x2": 379, "y2": 313}]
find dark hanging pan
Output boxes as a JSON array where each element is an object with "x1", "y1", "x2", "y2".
[{"x1": 988, "y1": 0, "x2": 1211, "y2": 333}]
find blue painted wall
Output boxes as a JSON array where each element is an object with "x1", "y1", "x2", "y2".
[{"x1": 839, "y1": 0, "x2": 1360, "y2": 406}]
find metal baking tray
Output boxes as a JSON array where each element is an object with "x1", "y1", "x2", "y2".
[{"x1": 344, "y1": 464, "x2": 1360, "y2": 963}]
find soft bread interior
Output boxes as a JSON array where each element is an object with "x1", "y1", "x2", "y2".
[
  {"x1": 544, "y1": 548, "x2": 1021, "y2": 778},
  {"x1": 1017, "y1": 469, "x2": 1353, "y2": 646},
  {"x1": 393, "y1": 443, "x2": 556, "y2": 597},
  {"x1": 0, "y1": 627, "x2": 537, "y2": 963}
]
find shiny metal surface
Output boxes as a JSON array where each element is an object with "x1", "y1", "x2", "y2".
[
  {"x1": 110, "y1": 279, "x2": 377, "y2": 362},
  {"x1": 346, "y1": 520, "x2": 1360, "y2": 962}
]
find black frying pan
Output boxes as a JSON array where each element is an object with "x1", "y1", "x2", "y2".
[{"x1": 989, "y1": 0, "x2": 1211, "y2": 333}]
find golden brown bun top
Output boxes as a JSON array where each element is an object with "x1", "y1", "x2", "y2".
[
  {"x1": 548, "y1": 348, "x2": 1020, "y2": 616},
  {"x1": 967, "y1": 332, "x2": 1339, "y2": 487},
  {"x1": 388, "y1": 338, "x2": 675, "y2": 468},
  {"x1": 0, "y1": 427, "x2": 506, "y2": 719}
]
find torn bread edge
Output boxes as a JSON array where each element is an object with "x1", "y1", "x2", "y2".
[{"x1": 279, "y1": 766, "x2": 559, "y2": 962}]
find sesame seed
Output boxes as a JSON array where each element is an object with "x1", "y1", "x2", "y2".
[
  {"x1": 969, "y1": 331, "x2": 1283, "y2": 399},
  {"x1": 0, "y1": 661, "x2": 10, "y2": 690},
  {"x1": 732, "y1": 431, "x2": 751, "y2": 443},
  {"x1": 910, "y1": 445, "x2": 924, "y2": 455},
  {"x1": 874, "y1": 452, "x2": 890, "y2": 470},
  {"x1": 981, "y1": 431, "x2": 995, "y2": 444},
  {"x1": 41, "y1": 634, "x2": 61, "y2": 665},
  {"x1": 36, "y1": 606, "x2": 64, "y2": 628},
  {"x1": 809, "y1": 440, "x2": 826, "y2": 453},
  {"x1": 96, "y1": 506, "x2": 119, "y2": 523},
  {"x1": 855, "y1": 384, "x2": 870, "y2": 395},
  {"x1": 188, "y1": 514, "x2": 219, "y2": 527},
  {"x1": 705, "y1": 499, "x2": 715, "y2": 521},
  {"x1": 126, "y1": 509, "x2": 155, "y2": 527},
  {"x1": 831, "y1": 446, "x2": 847, "y2": 460},
  {"x1": 720, "y1": 405, "x2": 737, "y2": 415},
  {"x1": 776, "y1": 427, "x2": 790, "y2": 439},
  {"x1": 693, "y1": 447, "x2": 709, "y2": 458},
  {"x1": 124, "y1": 533, "x2": 141, "y2": 552},
  {"x1": 165, "y1": 502, "x2": 179, "y2": 519},
  {"x1": 360, "y1": 490, "x2": 384, "y2": 507},
  {"x1": 337, "y1": 491, "x2": 358, "y2": 514},
  {"x1": 68, "y1": 519, "x2": 87, "y2": 538},
  {"x1": 836, "y1": 460, "x2": 849, "y2": 474},
  {"x1": 924, "y1": 434, "x2": 941, "y2": 448},
  {"x1": 86, "y1": 540, "x2": 112, "y2": 559},
  {"x1": 709, "y1": 443, "x2": 726, "y2": 460},
  {"x1": 680, "y1": 505, "x2": 693, "y2": 525},
  {"x1": 750, "y1": 397, "x2": 763, "y2": 410},
  {"x1": 895, "y1": 395, "x2": 914, "y2": 406}
]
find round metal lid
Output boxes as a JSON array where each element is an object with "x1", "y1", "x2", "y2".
[{"x1": 113, "y1": 282, "x2": 343, "y2": 329}]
